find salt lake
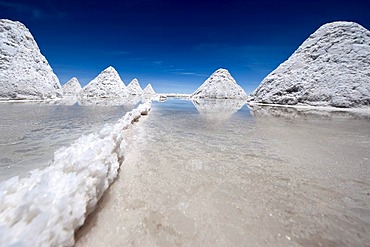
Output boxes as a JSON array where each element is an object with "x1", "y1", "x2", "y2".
[
  {"x1": 75, "y1": 99, "x2": 370, "y2": 247},
  {"x1": 0, "y1": 101, "x2": 136, "y2": 180}
]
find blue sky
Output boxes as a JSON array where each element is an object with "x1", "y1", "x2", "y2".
[{"x1": 1, "y1": 0, "x2": 369, "y2": 93}]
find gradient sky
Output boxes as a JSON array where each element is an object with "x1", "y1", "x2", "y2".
[{"x1": 1, "y1": 0, "x2": 369, "y2": 93}]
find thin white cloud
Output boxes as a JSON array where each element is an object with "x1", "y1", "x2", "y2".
[
  {"x1": 179, "y1": 72, "x2": 208, "y2": 77},
  {"x1": 164, "y1": 68, "x2": 185, "y2": 72},
  {"x1": 153, "y1": 60, "x2": 163, "y2": 65},
  {"x1": 163, "y1": 67, "x2": 207, "y2": 77},
  {"x1": 179, "y1": 72, "x2": 196, "y2": 75}
]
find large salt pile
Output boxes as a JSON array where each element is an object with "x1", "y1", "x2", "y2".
[
  {"x1": 142, "y1": 83, "x2": 157, "y2": 98},
  {"x1": 0, "y1": 102, "x2": 151, "y2": 246},
  {"x1": 81, "y1": 66, "x2": 127, "y2": 98},
  {"x1": 250, "y1": 21, "x2": 370, "y2": 107},
  {"x1": 0, "y1": 19, "x2": 62, "y2": 100},
  {"x1": 62, "y1": 77, "x2": 82, "y2": 97},
  {"x1": 192, "y1": 68, "x2": 248, "y2": 99},
  {"x1": 126, "y1": 78, "x2": 143, "y2": 96}
]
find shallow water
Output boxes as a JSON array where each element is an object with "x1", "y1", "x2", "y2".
[
  {"x1": 76, "y1": 99, "x2": 370, "y2": 246},
  {"x1": 74, "y1": 99, "x2": 368, "y2": 246},
  {"x1": 0, "y1": 102, "x2": 134, "y2": 181}
]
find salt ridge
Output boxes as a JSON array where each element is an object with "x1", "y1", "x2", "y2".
[{"x1": 0, "y1": 101, "x2": 152, "y2": 246}]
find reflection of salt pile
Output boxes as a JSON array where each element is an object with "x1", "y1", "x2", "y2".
[
  {"x1": 78, "y1": 95, "x2": 141, "y2": 107},
  {"x1": 124, "y1": 95, "x2": 142, "y2": 106},
  {"x1": 248, "y1": 104, "x2": 370, "y2": 120},
  {"x1": 192, "y1": 99, "x2": 246, "y2": 120},
  {"x1": 0, "y1": 101, "x2": 151, "y2": 246}
]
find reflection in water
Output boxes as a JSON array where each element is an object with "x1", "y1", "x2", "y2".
[
  {"x1": 192, "y1": 99, "x2": 246, "y2": 121},
  {"x1": 77, "y1": 99, "x2": 370, "y2": 247},
  {"x1": 78, "y1": 96, "x2": 142, "y2": 107},
  {"x1": 0, "y1": 103, "x2": 133, "y2": 181},
  {"x1": 54, "y1": 96, "x2": 79, "y2": 106},
  {"x1": 53, "y1": 96, "x2": 143, "y2": 107},
  {"x1": 248, "y1": 104, "x2": 370, "y2": 120}
]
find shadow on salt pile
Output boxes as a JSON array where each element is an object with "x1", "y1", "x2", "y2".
[
  {"x1": 192, "y1": 99, "x2": 246, "y2": 121},
  {"x1": 247, "y1": 104, "x2": 370, "y2": 120}
]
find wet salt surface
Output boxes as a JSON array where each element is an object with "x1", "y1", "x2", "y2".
[
  {"x1": 75, "y1": 99, "x2": 369, "y2": 246},
  {"x1": 0, "y1": 102, "x2": 134, "y2": 181}
]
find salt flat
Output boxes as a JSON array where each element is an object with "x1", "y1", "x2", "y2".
[{"x1": 77, "y1": 99, "x2": 370, "y2": 247}]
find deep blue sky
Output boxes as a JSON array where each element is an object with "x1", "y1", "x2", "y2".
[{"x1": 1, "y1": 0, "x2": 369, "y2": 93}]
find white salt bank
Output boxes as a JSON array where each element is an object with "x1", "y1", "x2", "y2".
[
  {"x1": 250, "y1": 21, "x2": 370, "y2": 107},
  {"x1": 81, "y1": 66, "x2": 127, "y2": 98},
  {"x1": 192, "y1": 68, "x2": 248, "y2": 99},
  {"x1": 0, "y1": 19, "x2": 62, "y2": 100},
  {"x1": 0, "y1": 102, "x2": 152, "y2": 246}
]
